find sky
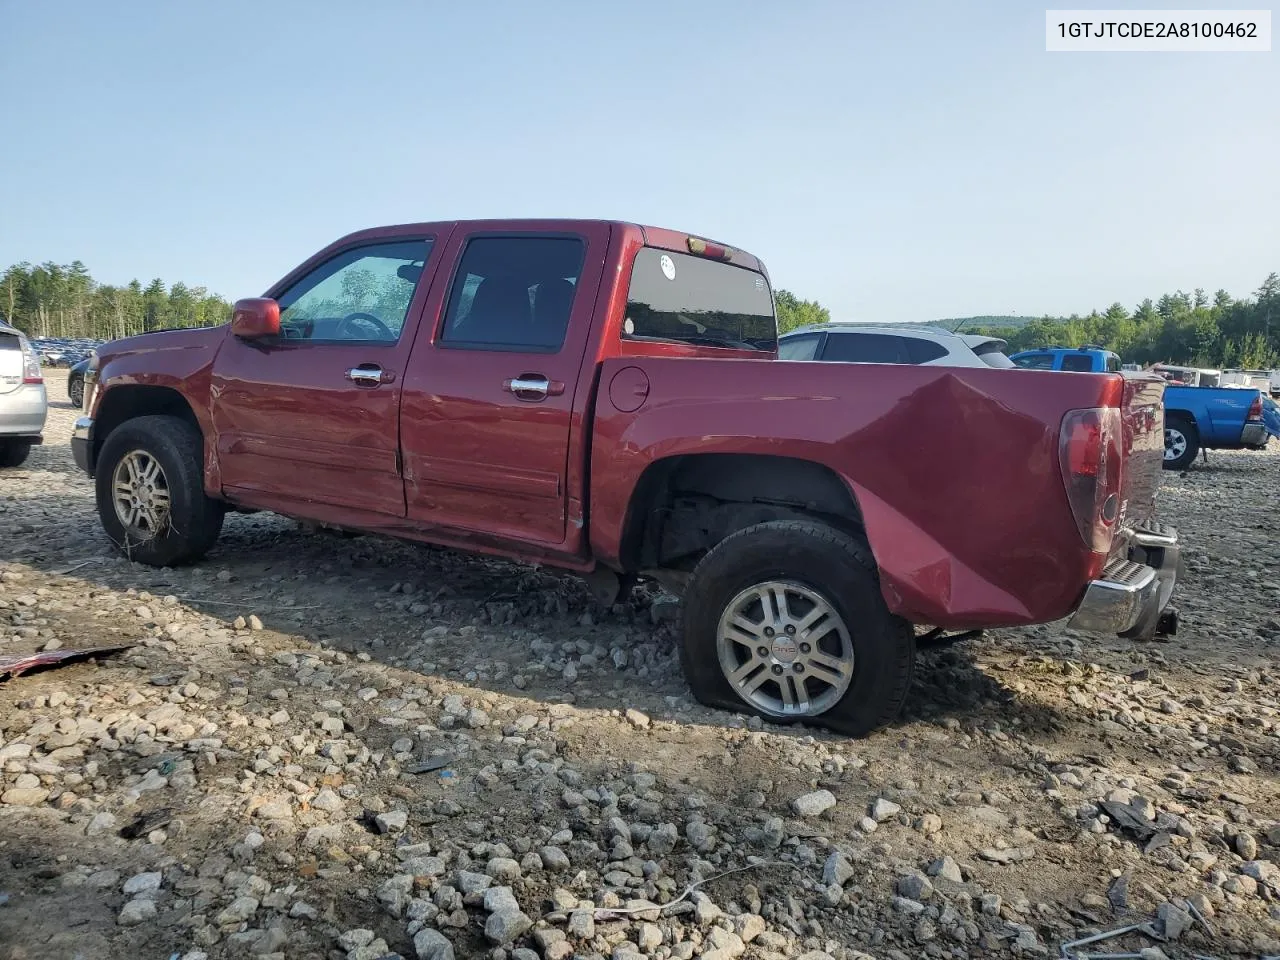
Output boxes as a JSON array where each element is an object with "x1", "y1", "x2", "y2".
[{"x1": 1, "y1": 1, "x2": 1276, "y2": 324}]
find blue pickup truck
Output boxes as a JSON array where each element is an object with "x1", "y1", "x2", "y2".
[{"x1": 1010, "y1": 347, "x2": 1273, "y2": 469}]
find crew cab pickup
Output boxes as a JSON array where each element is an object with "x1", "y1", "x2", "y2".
[
  {"x1": 1012, "y1": 347, "x2": 1271, "y2": 469},
  {"x1": 71, "y1": 220, "x2": 1180, "y2": 736}
]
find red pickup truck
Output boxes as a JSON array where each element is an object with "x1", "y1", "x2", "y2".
[{"x1": 71, "y1": 219, "x2": 1179, "y2": 735}]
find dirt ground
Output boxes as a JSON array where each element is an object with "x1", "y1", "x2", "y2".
[{"x1": 1, "y1": 371, "x2": 1277, "y2": 960}]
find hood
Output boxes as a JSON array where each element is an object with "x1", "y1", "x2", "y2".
[{"x1": 98, "y1": 325, "x2": 227, "y2": 362}]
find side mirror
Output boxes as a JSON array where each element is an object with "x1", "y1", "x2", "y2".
[{"x1": 231, "y1": 298, "x2": 280, "y2": 339}]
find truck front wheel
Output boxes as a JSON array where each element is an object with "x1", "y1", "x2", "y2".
[
  {"x1": 1163, "y1": 415, "x2": 1199, "y2": 471},
  {"x1": 95, "y1": 415, "x2": 225, "y2": 566},
  {"x1": 679, "y1": 520, "x2": 915, "y2": 737}
]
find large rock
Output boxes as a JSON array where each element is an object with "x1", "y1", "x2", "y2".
[
  {"x1": 1, "y1": 787, "x2": 49, "y2": 806},
  {"x1": 822, "y1": 852, "x2": 855, "y2": 887},
  {"x1": 792, "y1": 790, "x2": 836, "y2": 817},
  {"x1": 117, "y1": 899, "x2": 157, "y2": 926},
  {"x1": 413, "y1": 928, "x2": 455, "y2": 960},
  {"x1": 484, "y1": 903, "x2": 532, "y2": 944},
  {"x1": 870, "y1": 797, "x2": 901, "y2": 822}
]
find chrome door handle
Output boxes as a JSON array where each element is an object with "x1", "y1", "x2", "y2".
[
  {"x1": 346, "y1": 366, "x2": 394, "y2": 385},
  {"x1": 503, "y1": 375, "x2": 565, "y2": 401}
]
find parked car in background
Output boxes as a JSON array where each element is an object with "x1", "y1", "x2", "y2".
[
  {"x1": 29, "y1": 336, "x2": 102, "y2": 369},
  {"x1": 0, "y1": 319, "x2": 47, "y2": 467},
  {"x1": 1010, "y1": 345, "x2": 1122, "y2": 372},
  {"x1": 69, "y1": 218, "x2": 1179, "y2": 736},
  {"x1": 779, "y1": 323, "x2": 1014, "y2": 367},
  {"x1": 1149, "y1": 363, "x2": 1221, "y2": 387},
  {"x1": 67, "y1": 356, "x2": 89, "y2": 408},
  {"x1": 1221, "y1": 369, "x2": 1280, "y2": 396},
  {"x1": 1161, "y1": 383, "x2": 1270, "y2": 469},
  {"x1": 1012, "y1": 348, "x2": 1271, "y2": 469}
]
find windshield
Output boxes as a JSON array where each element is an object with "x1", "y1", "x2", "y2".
[{"x1": 623, "y1": 248, "x2": 776, "y2": 352}]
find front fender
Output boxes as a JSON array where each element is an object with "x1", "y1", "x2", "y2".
[{"x1": 90, "y1": 327, "x2": 226, "y2": 491}]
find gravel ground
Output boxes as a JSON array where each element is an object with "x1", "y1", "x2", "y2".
[{"x1": 1, "y1": 372, "x2": 1278, "y2": 960}]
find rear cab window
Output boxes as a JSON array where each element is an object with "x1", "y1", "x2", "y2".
[{"x1": 623, "y1": 247, "x2": 776, "y2": 352}]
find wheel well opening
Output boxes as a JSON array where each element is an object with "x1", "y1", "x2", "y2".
[
  {"x1": 619, "y1": 453, "x2": 865, "y2": 573},
  {"x1": 94, "y1": 386, "x2": 200, "y2": 460}
]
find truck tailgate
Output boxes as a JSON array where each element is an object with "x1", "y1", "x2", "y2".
[{"x1": 1117, "y1": 374, "x2": 1166, "y2": 538}]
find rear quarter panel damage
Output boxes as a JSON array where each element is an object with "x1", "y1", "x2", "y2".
[{"x1": 591, "y1": 359, "x2": 1123, "y2": 628}]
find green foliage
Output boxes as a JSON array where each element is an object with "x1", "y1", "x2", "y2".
[
  {"x1": 962, "y1": 271, "x2": 1280, "y2": 368},
  {"x1": 774, "y1": 288, "x2": 830, "y2": 334},
  {"x1": 0, "y1": 261, "x2": 232, "y2": 339}
]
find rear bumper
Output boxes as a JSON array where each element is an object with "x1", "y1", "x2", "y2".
[
  {"x1": 0, "y1": 383, "x2": 48, "y2": 438},
  {"x1": 71, "y1": 416, "x2": 95, "y2": 475},
  {"x1": 1067, "y1": 523, "x2": 1180, "y2": 639},
  {"x1": 1241, "y1": 422, "x2": 1269, "y2": 446}
]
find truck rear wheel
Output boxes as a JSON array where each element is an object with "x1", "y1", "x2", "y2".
[
  {"x1": 1163, "y1": 415, "x2": 1199, "y2": 471},
  {"x1": 679, "y1": 520, "x2": 915, "y2": 737},
  {"x1": 95, "y1": 415, "x2": 224, "y2": 566}
]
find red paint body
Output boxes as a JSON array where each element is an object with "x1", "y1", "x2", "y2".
[{"x1": 87, "y1": 220, "x2": 1168, "y2": 629}]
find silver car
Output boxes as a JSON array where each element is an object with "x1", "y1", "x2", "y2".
[
  {"x1": 0, "y1": 320, "x2": 48, "y2": 467},
  {"x1": 779, "y1": 322, "x2": 1015, "y2": 368}
]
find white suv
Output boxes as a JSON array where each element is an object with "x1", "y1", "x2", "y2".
[
  {"x1": 0, "y1": 320, "x2": 48, "y2": 467},
  {"x1": 779, "y1": 322, "x2": 1014, "y2": 368}
]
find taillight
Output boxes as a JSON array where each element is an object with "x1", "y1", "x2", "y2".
[
  {"x1": 1059, "y1": 406, "x2": 1123, "y2": 555},
  {"x1": 1247, "y1": 394, "x2": 1263, "y2": 422},
  {"x1": 20, "y1": 341, "x2": 42, "y2": 384}
]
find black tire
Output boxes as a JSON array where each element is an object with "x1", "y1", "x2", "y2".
[
  {"x1": 95, "y1": 415, "x2": 224, "y2": 566},
  {"x1": 68, "y1": 376, "x2": 84, "y2": 408},
  {"x1": 0, "y1": 440, "x2": 32, "y2": 468},
  {"x1": 679, "y1": 520, "x2": 915, "y2": 737},
  {"x1": 1163, "y1": 415, "x2": 1199, "y2": 471}
]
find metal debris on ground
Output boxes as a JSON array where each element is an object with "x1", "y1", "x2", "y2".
[
  {"x1": 1060, "y1": 922, "x2": 1147, "y2": 956},
  {"x1": 586, "y1": 860, "x2": 789, "y2": 920},
  {"x1": 0, "y1": 644, "x2": 133, "y2": 679},
  {"x1": 119, "y1": 808, "x2": 173, "y2": 840},
  {"x1": 404, "y1": 756, "x2": 451, "y2": 774},
  {"x1": 1183, "y1": 898, "x2": 1214, "y2": 936}
]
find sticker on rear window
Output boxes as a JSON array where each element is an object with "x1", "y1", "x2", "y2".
[{"x1": 659, "y1": 255, "x2": 676, "y2": 281}]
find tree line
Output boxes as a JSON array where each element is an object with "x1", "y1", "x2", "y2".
[
  {"x1": 4, "y1": 260, "x2": 1276, "y2": 371},
  {"x1": 960, "y1": 272, "x2": 1280, "y2": 368},
  {"x1": 0, "y1": 261, "x2": 233, "y2": 340}
]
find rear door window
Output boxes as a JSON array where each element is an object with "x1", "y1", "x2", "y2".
[
  {"x1": 822, "y1": 332, "x2": 911, "y2": 364},
  {"x1": 624, "y1": 248, "x2": 775, "y2": 351},
  {"x1": 440, "y1": 236, "x2": 586, "y2": 352},
  {"x1": 778, "y1": 333, "x2": 822, "y2": 361}
]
